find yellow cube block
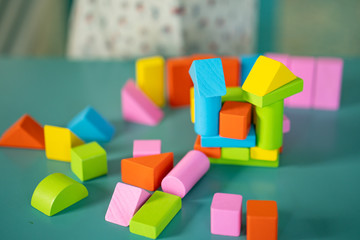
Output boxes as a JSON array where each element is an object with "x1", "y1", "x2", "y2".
[
  {"x1": 44, "y1": 125, "x2": 84, "y2": 162},
  {"x1": 250, "y1": 146, "x2": 279, "y2": 161},
  {"x1": 242, "y1": 55, "x2": 297, "y2": 96},
  {"x1": 136, "y1": 56, "x2": 165, "y2": 107},
  {"x1": 190, "y1": 87, "x2": 195, "y2": 123}
]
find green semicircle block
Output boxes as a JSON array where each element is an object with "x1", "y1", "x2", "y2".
[{"x1": 31, "y1": 173, "x2": 88, "y2": 216}]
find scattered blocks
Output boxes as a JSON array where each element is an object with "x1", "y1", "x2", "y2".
[
  {"x1": 221, "y1": 147, "x2": 250, "y2": 161},
  {"x1": 240, "y1": 54, "x2": 260, "y2": 85},
  {"x1": 129, "y1": 191, "x2": 181, "y2": 239},
  {"x1": 0, "y1": 114, "x2": 45, "y2": 150},
  {"x1": 121, "y1": 80, "x2": 164, "y2": 126},
  {"x1": 44, "y1": 125, "x2": 84, "y2": 162},
  {"x1": 136, "y1": 56, "x2": 165, "y2": 107},
  {"x1": 68, "y1": 106, "x2": 115, "y2": 142},
  {"x1": 162, "y1": 150, "x2": 210, "y2": 198},
  {"x1": 211, "y1": 193, "x2": 243, "y2": 237},
  {"x1": 121, "y1": 153, "x2": 173, "y2": 191},
  {"x1": 219, "y1": 101, "x2": 252, "y2": 140},
  {"x1": 247, "y1": 200, "x2": 278, "y2": 240},
  {"x1": 71, "y1": 142, "x2": 107, "y2": 181},
  {"x1": 250, "y1": 147, "x2": 279, "y2": 161},
  {"x1": 242, "y1": 55, "x2": 297, "y2": 96},
  {"x1": 194, "y1": 135, "x2": 221, "y2": 158},
  {"x1": 31, "y1": 173, "x2": 88, "y2": 216},
  {"x1": 283, "y1": 115, "x2": 290, "y2": 133},
  {"x1": 133, "y1": 139, "x2": 161, "y2": 158},
  {"x1": 105, "y1": 182, "x2": 151, "y2": 227},
  {"x1": 210, "y1": 156, "x2": 279, "y2": 168}
]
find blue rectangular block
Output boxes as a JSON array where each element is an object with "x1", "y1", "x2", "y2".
[
  {"x1": 240, "y1": 54, "x2": 261, "y2": 86},
  {"x1": 201, "y1": 125, "x2": 256, "y2": 147}
]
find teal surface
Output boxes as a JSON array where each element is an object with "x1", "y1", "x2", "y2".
[{"x1": 0, "y1": 58, "x2": 360, "y2": 239}]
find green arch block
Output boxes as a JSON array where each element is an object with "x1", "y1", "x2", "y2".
[{"x1": 31, "y1": 173, "x2": 88, "y2": 216}]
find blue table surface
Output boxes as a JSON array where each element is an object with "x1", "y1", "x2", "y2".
[{"x1": 0, "y1": 58, "x2": 360, "y2": 240}]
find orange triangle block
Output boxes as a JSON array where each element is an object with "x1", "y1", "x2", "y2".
[{"x1": 0, "y1": 114, "x2": 45, "y2": 149}]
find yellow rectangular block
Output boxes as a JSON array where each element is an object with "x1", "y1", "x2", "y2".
[
  {"x1": 44, "y1": 126, "x2": 84, "y2": 162},
  {"x1": 190, "y1": 87, "x2": 195, "y2": 123},
  {"x1": 250, "y1": 146, "x2": 279, "y2": 161},
  {"x1": 136, "y1": 56, "x2": 165, "y2": 107}
]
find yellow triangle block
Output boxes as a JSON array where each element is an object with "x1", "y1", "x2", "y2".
[{"x1": 242, "y1": 55, "x2": 297, "y2": 96}]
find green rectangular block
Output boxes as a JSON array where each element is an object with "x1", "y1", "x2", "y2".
[
  {"x1": 130, "y1": 191, "x2": 181, "y2": 239},
  {"x1": 221, "y1": 87, "x2": 246, "y2": 103},
  {"x1": 209, "y1": 156, "x2": 279, "y2": 168},
  {"x1": 221, "y1": 147, "x2": 250, "y2": 161},
  {"x1": 243, "y1": 78, "x2": 303, "y2": 107}
]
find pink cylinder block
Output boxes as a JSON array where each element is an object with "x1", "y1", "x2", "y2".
[{"x1": 161, "y1": 150, "x2": 210, "y2": 198}]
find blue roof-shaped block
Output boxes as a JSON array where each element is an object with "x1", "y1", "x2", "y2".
[
  {"x1": 189, "y1": 58, "x2": 226, "y2": 97},
  {"x1": 68, "y1": 106, "x2": 115, "y2": 142}
]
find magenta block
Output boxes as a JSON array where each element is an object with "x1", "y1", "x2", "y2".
[
  {"x1": 283, "y1": 115, "x2": 290, "y2": 133},
  {"x1": 211, "y1": 193, "x2": 243, "y2": 237},
  {"x1": 133, "y1": 139, "x2": 161, "y2": 158},
  {"x1": 161, "y1": 150, "x2": 209, "y2": 198},
  {"x1": 105, "y1": 182, "x2": 151, "y2": 227},
  {"x1": 121, "y1": 80, "x2": 164, "y2": 126},
  {"x1": 313, "y1": 58, "x2": 344, "y2": 110}
]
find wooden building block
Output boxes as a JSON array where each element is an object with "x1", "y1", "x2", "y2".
[
  {"x1": 133, "y1": 139, "x2": 161, "y2": 158},
  {"x1": 219, "y1": 101, "x2": 252, "y2": 140},
  {"x1": 44, "y1": 125, "x2": 84, "y2": 162},
  {"x1": 31, "y1": 173, "x2": 88, "y2": 216},
  {"x1": 71, "y1": 142, "x2": 107, "y2": 181},
  {"x1": 240, "y1": 54, "x2": 261, "y2": 86},
  {"x1": 313, "y1": 57, "x2": 344, "y2": 110},
  {"x1": 0, "y1": 114, "x2": 45, "y2": 150},
  {"x1": 68, "y1": 106, "x2": 115, "y2": 142},
  {"x1": 255, "y1": 101, "x2": 284, "y2": 150},
  {"x1": 211, "y1": 193, "x2": 243, "y2": 237},
  {"x1": 194, "y1": 135, "x2": 221, "y2": 158},
  {"x1": 190, "y1": 87, "x2": 195, "y2": 123},
  {"x1": 162, "y1": 150, "x2": 210, "y2": 198},
  {"x1": 130, "y1": 191, "x2": 181, "y2": 239},
  {"x1": 210, "y1": 156, "x2": 279, "y2": 168},
  {"x1": 242, "y1": 55, "x2": 297, "y2": 96},
  {"x1": 121, "y1": 153, "x2": 173, "y2": 191},
  {"x1": 121, "y1": 80, "x2": 164, "y2": 126},
  {"x1": 136, "y1": 56, "x2": 165, "y2": 107},
  {"x1": 283, "y1": 115, "x2": 290, "y2": 133},
  {"x1": 221, "y1": 56, "x2": 241, "y2": 87},
  {"x1": 247, "y1": 200, "x2": 278, "y2": 240},
  {"x1": 105, "y1": 182, "x2": 150, "y2": 227},
  {"x1": 201, "y1": 125, "x2": 256, "y2": 148},
  {"x1": 250, "y1": 147, "x2": 279, "y2": 161},
  {"x1": 221, "y1": 147, "x2": 250, "y2": 161},
  {"x1": 221, "y1": 87, "x2": 245, "y2": 103}
]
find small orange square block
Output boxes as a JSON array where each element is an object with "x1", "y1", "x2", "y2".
[
  {"x1": 247, "y1": 200, "x2": 278, "y2": 240},
  {"x1": 121, "y1": 153, "x2": 173, "y2": 191},
  {"x1": 219, "y1": 101, "x2": 252, "y2": 140},
  {"x1": 193, "y1": 135, "x2": 221, "y2": 159}
]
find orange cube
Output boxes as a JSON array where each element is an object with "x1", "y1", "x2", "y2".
[
  {"x1": 193, "y1": 135, "x2": 221, "y2": 159},
  {"x1": 121, "y1": 153, "x2": 173, "y2": 191},
  {"x1": 219, "y1": 101, "x2": 252, "y2": 140},
  {"x1": 247, "y1": 200, "x2": 278, "y2": 240}
]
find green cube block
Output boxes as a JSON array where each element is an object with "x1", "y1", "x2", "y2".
[
  {"x1": 71, "y1": 142, "x2": 107, "y2": 181},
  {"x1": 209, "y1": 156, "x2": 279, "y2": 168},
  {"x1": 130, "y1": 191, "x2": 181, "y2": 239},
  {"x1": 221, "y1": 147, "x2": 250, "y2": 161},
  {"x1": 221, "y1": 87, "x2": 246, "y2": 103}
]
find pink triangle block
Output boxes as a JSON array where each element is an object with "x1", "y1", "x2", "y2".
[
  {"x1": 105, "y1": 182, "x2": 151, "y2": 227},
  {"x1": 121, "y1": 80, "x2": 164, "y2": 126}
]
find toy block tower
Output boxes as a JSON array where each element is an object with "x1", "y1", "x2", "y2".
[{"x1": 191, "y1": 56, "x2": 303, "y2": 167}]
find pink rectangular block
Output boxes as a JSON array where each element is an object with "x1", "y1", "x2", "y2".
[
  {"x1": 313, "y1": 58, "x2": 344, "y2": 110},
  {"x1": 211, "y1": 193, "x2": 243, "y2": 237},
  {"x1": 121, "y1": 80, "x2": 164, "y2": 126},
  {"x1": 133, "y1": 139, "x2": 161, "y2": 158},
  {"x1": 105, "y1": 182, "x2": 151, "y2": 227},
  {"x1": 286, "y1": 57, "x2": 316, "y2": 108},
  {"x1": 283, "y1": 115, "x2": 290, "y2": 133}
]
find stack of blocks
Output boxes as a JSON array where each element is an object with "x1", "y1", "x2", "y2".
[{"x1": 190, "y1": 56, "x2": 304, "y2": 167}]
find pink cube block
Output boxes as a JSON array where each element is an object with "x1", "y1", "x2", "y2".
[
  {"x1": 313, "y1": 58, "x2": 344, "y2": 110},
  {"x1": 211, "y1": 193, "x2": 243, "y2": 237},
  {"x1": 121, "y1": 80, "x2": 164, "y2": 126},
  {"x1": 133, "y1": 139, "x2": 161, "y2": 158},
  {"x1": 105, "y1": 182, "x2": 151, "y2": 227},
  {"x1": 283, "y1": 115, "x2": 290, "y2": 133},
  {"x1": 286, "y1": 57, "x2": 316, "y2": 108}
]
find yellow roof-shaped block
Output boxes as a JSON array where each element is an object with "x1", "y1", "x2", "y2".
[{"x1": 242, "y1": 55, "x2": 297, "y2": 96}]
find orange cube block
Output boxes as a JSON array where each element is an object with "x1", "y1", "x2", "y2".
[
  {"x1": 121, "y1": 153, "x2": 173, "y2": 191},
  {"x1": 193, "y1": 135, "x2": 221, "y2": 159},
  {"x1": 247, "y1": 200, "x2": 278, "y2": 240},
  {"x1": 219, "y1": 101, "x2": 252, "y2": 140}
]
